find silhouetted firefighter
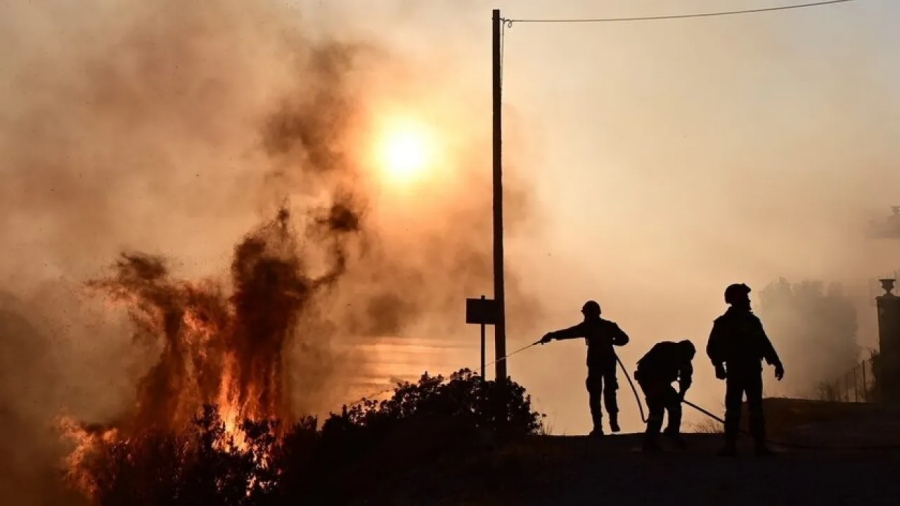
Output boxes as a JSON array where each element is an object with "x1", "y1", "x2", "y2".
[
  {"x1": 634, "y1": 340, "x2": 695, "y2": 452},
  {"x1": 540, "y1": 300, "x2": 630, "y2": 436},
  {"x1": 707, "y1": 283, "x2": 785, "y2": 457}
]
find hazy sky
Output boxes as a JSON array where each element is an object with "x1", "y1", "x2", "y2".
[
  {"x1": 298, "y1": 0, "x2": 900, "y2": 433},
  {"x1": 4, "y1": 0, "x2": 900, "y2": 438}
]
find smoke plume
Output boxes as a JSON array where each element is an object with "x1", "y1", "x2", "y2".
[{"x1": 0, "y1": 0, "x2": 544, "y2": 502}]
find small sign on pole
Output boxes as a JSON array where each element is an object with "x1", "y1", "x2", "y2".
[{"x1": 466, "y1": 296, "x2": 497, "y2": 379}]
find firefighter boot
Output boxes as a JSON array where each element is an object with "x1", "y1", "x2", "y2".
[
  {"x1": 643, "y1": 419, "x2": 663, "y2": 452},
  {"x1": 609, "y1": 414, "x2": 621, "y2": 434},
  {"x1": 589, "y1": 407, "x2": 604, "y2": 437}
]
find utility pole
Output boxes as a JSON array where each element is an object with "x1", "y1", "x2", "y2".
[
  {"x1": 492, "y1": 8, "x2": 507, "y2": 381},
  {"x1": 480, "y1": 295, "x2": 487, "y2": 380}
]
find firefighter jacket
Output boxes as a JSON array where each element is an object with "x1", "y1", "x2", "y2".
[
  {"x1": 548, "y1": 317, "x2": 629, "y2": 368},
  {"x1": 706, "y1": 307, "x2": 782, "y2": 373},
  {"x1": 636, "y1": 341, "x2": 694, "y2": 394}
]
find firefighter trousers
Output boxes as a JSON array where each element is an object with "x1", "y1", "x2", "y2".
[
  {"x1": 637, "y1": 375, "x2": 682, "y2": 438},
  {"x1": 586, "y1": 365, "x2": 618, "y2": 430},
  {"x1": 724, "y1": 369, "x2": 766, "y2": 446}
]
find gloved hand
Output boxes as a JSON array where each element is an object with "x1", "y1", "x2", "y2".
[
  {"x1": 714, "y1": 363, "x2": 727, "y2": 380},
  {"x1": 677, "y1": 390, "x2": 686, "y2": 402},
  {"x1": 774, "y1": 363, "x2": 785, "y2": 381},
  {"x1": 539, "y1": 333, "x2": 554, "y2": 345}
]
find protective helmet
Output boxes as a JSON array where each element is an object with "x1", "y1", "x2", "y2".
[
  {"x1": 678, "y1": 339, "x2": 696, "y2": 357},
  {"x1": 724, "y1": 283, "x2": 751, "y2": 305},
  {"x1": 581, "y1": 300, "x2": 601, "y2": 317}
]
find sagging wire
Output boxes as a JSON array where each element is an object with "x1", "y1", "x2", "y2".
[
  {"x1": 497, "y1": 0, "x2": 860, "y2": 87},
  {"x1": 502, "y1": 0, "x2": 858, "y2": 25}
]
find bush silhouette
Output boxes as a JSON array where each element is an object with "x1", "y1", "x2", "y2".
[{"x1": 69, "y1": 369, "x2": 544, "y2": 505}]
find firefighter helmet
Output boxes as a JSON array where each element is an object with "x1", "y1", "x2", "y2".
[
  {"x1": 581, "y1": 300, "x2": 601, "y2": 317},
  {"x1": 724, "y1": 283, "x2": 751, "y2": 305},
  {"x1": 678, "y1": 339, "x2": 696, "y2": 357}
]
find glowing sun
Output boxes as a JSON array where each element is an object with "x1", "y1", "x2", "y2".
[{"x1": 374, "y1": 118, "x2": 435, "y2": 184}]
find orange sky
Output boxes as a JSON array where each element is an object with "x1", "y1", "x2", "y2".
[
  {"x1": 302, "y1": 0, "x2": 900, "y2": 434},
  {"x1": 3, "y1": 0, "x2": 900, "y2": 436}
]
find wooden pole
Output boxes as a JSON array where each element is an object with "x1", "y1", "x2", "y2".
[
  {"x1": 480, "y1": 295, "x2": 487, "y2": 380},
  {"x1": 492, "y1": 8, "x2": 507, "y2": 380}
]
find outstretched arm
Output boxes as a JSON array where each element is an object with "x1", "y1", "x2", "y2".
[{"x1": 546, "y1": 322, "x2": 587, "y2": 341}]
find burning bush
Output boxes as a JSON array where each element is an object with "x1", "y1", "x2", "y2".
[
  {"x1": 57, "y1": 198, "x2": 545, "y2": 505},
  {"x1": 57, "y1": 204, "x2": 355, "y2": 503},
  {"x1": 62, "y1": 370, "x2": 544, "y2": 505}
]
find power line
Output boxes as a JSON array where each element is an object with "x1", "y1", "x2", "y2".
[
  {"x1": 503, "y1": 0, "x2": 858, "y2": 25},
  {"x1": 497, "y1": 0, "x2": 860, "y2": 89}
]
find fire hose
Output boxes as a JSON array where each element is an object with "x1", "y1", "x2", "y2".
[
  {"x1": 483, "y1": 341, "x2": 900, "y2": 450},
  {"x1": 481, "y1": 341, "x2": 542, "y2": 370},
  {"x1": 342, "y1": 341, "x2": 544, "y2": 408},
  {"x1": 347, "y1": 340, "x2": 900, "y2": 450},
  {"x1": 614, "y1": 354, "x2": 900, "y2": 451}
]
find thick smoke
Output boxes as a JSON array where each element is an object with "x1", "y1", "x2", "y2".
[
  {"x1": 0, "y1": 0, "x2": 544, "y2": 502},
  {"x1": 758, "y1": 279, "x2": 861, "y2": 397},
  {"x1": 77, "y1": 205, "x2": 359, "y2": 435}
]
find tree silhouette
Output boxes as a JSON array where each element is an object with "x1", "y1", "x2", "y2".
[{"x1": 758, "y1": 279, "x2": 859, "y2": 397}]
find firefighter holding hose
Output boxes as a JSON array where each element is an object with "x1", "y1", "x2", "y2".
[
  {"x1": 539, "y1": 300, "x2": 630, "y2": 436},
  {"x1": 634, "y1": 340, "x2": 696, "y2": 452}
]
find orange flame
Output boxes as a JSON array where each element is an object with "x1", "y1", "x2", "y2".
[{"x1": 59, "y1": 206, "x2": 359, "y2": 501}]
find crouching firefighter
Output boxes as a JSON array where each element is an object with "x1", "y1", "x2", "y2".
[
  {"x1": 634, "y1": 340, "x2": 696, "y2": 452},
  {"x1": 707, "y1": 283, "x2": 785, "y2": 457},
  {"x1": 540, "y1": 300, "x2": 630, "y2": 436}
]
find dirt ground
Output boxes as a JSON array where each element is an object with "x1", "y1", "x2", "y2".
[
  {"x1": 382, "y1": 433, "x2": 900, "y2": 506},
  {"x1": 536, "y1": 435, "x2": 900, "y2": 506},
  {"x1": 382, "y1": 399, "x2": 900, "y2": 506}
]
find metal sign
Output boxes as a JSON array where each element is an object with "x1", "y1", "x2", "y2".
[{"x1": 466, "y1": 296, "x2": 497, "y2": 326}]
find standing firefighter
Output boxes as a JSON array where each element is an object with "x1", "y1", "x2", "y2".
[
  {"x1": 707, "y1": 283, "x2": 785, "y2": 457},
  {"x1": 540, "y1": 300, "x2": 630, "y2": 436},
  {"x1": 634, "y1": 340, "x2": 695, "y2": 452}
]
